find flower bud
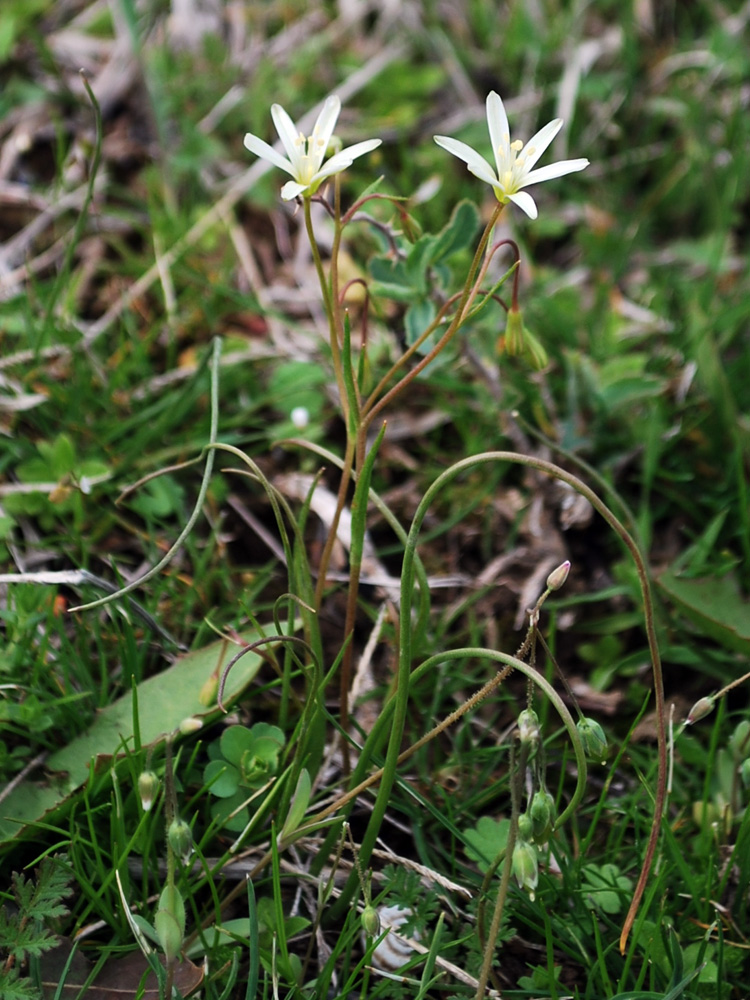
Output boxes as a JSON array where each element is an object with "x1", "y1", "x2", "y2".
[
  {"x1": 518, "y1": 709, "x2": 540, "y2": 753},
  {"x1": 686, "y1": 696, "x2": 714, "y2": 725},
  {"x1": 529, "y1": 789, "x2": 556, "y2": 844},
  {"x1": 137, "y1": 770, "x2": 160, "y2": 812},
  {"x1": 546, "y1": 560, "x2": 571, "y2": 592},
  {"x1": 577, "y1": 717, "x2": 608, "y2": 762},
  {"x1": 511, "y1": 840, "x2": 539, "y2": 896},
  {"x1": 361, "y1": 904, "x2": 380, "y2": 937},
  {"x1": 155, "y1": 883, "x2": 185, "y2": 963},
  {"x1": 740, "y1": 759, "x2": 750, "y2": 789},
  {"x1": 167, "y1": 818, "x2": 193, "y2": 864},
  {"x1": 178, "y1": 716, "x2": 203, "y2": 735}
]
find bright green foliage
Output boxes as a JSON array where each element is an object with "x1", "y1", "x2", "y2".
[
  {"x1": 1, "y1": 433, "x2": 110, "y2": 528},
  {"x1": 204, "y1": 723, "x2": 286, "y2": 831},
  {"x1": 581, "y1": 862, "x2": 632, "y2": 915},
  {"x1": 369, "y1": 199, "x2": 480, "y2": 348},
  {"x1": 3, "y1": 1, "x2": 750, "y2": 996},
  {"x1": 463, "y1": 816, "x2": 510, "y2": 873}
]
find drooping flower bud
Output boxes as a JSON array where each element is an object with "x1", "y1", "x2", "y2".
[
  {"x1": 511, "y1": 840, "x2": 539, "y2": 897},
  {"x1": 577, "y1": 717, "x2": 608, "y2": 762},
  {"x1": 546, "y1": 560, "x2": 571, "y2": 592},
  {"x1": 167, "y1": 818, "x2": 193, "y2": 864},
  {"x1": 178, "y1": 716, "x2": 203, "y2": 735},
  {"x1": 686, "y1": 696, "x2": 714, "y2": 725},
  {"x1": 137, "y1": 770, "x2": 160, "y2": 812},
  {"x1": 155, "y1": 883, "x2": 185, "y2": 963},
  {"x1": 518, "y1": 708, "x2": 541, "y2": 755}
]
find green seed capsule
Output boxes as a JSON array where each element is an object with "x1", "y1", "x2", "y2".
[
  {"x1": 155, "y1": 883, "x2": 185, "y2": 963},
  {"x1": 577, "y1": 717, "x2": 608, "y2": 762},
  {"x1": 517, "y1": 813, "x2": 534, "y2": 842},
  {"x1": 168, "y1": 818, "x2": 193, "y2": 864},
  {"x1": 361, "y1": 904, "x2": 380, "y2": 937},
  {"x1": 511, "y1": 840, "x2": 539, "y2": 896},
  {"x1": 529, "y1": 789, "x2": 556, "y2": 844}
]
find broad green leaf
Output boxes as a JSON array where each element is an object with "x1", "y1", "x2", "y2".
[
  {"x1": 463, "y1": 816, "x2": 510, "y2": 872},
  {"x1": 657, "y1": 570, "x2": 750, "y2": 656},
  {"x1": 405, "y1": 234, "x2": 438, "y2": 296},
  {"x1": 0, "y1": 634, "x2": 262, "y2": 844},
  {"x1": 429, "y1": 199, "x2": 480, "y2": 265},
  {"x1": 405, "y1": 299, "x2": 436, "y2": 350}
]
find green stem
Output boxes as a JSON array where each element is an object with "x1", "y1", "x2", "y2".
[
  {"x1": 361, "y1": 203, "x2": 502, "y2": 425},
  {"x1": 38, "y1": 71, "x2": 103, "y2": 351},
  {"x1": 474, "y1": 763, "x2": 521, "y2": 998}
]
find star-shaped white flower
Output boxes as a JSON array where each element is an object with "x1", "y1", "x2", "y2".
[
  {"x1": 244, "y1": 95, "x2": 381, "y2": 201},
  {"x1": 434, "y1": 92, "x2": 589, "y2": 219}
]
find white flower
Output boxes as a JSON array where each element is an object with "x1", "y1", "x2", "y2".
[
  {"x1": 434, "y1": 92, "x2": 589, "y2": 219},
  {"x1": 244, "y1": 96, "x2": 381, "y2": 201}
]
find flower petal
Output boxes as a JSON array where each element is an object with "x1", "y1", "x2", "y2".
[
  {"x1": 243, "y1": 133, "x2": 296, "y2": 176},
  {"x1": 311, "y1": 96, "x2": 341, "y2": 155},
  {"x1": 520, "y1": 119, "x2": 563, "y2": 171},
  {"x1": 521, "y1": 157, "x2": 590, "y2": 187},
  {"x1": 271, "y1": 104, "x2": 302, "y2": 167},
  {"x1": 434, "y1": 135, "x2": 498, "y2": 186},
  {"x1": 280, "y1": 179, "x2": 308, "y2": 200},
  {"x1": 486, "y1": 91, "x2": 510, "y2": 171},
  {"x1": 507, "y1": 190, "x2": 538, "y2": 219},
  {"x1": 316, "y1": 139, "x2": 382, "y2": 179}
]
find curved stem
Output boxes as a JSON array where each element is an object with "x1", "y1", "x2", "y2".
[
  {"x1": 70, "y1": 337, "x2": 222, "y2": 613},
  {"x1": 353, "y1": 450, "x2": 664, "y2": 944},
  {"x1": 309, "y1": 646, "x2": 586, "y2": 831}
]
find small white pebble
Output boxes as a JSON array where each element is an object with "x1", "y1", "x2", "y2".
[{"x1": 290, "y1": 406, "x2": 310, "y2": 429}]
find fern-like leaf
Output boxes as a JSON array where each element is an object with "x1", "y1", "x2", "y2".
[
  {"x1": 11, "y1": 854, "x2": 73, "y2": 922},
  {"x1": 0, "y1": 965, "x2": 42, "y2": 1000},
  {"x1": 0, "y1": 853, "x2": 74, "y2": 980}
]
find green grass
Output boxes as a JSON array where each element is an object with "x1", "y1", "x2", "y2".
[{"x1": 2, "y1": 0, "x2": 750, "y2": 997}]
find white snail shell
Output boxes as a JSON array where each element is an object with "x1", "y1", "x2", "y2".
[{"x1": 368, "y1": 904, "x2": 420, "y2": 971}]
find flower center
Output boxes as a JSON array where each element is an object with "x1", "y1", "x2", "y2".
[
  {"x1": 497, "y1": 138, "x2": 533, "y2": 195},
  {"x1": 293, "y1": 129, "x2": 328, "y2": 183}
]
